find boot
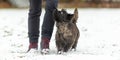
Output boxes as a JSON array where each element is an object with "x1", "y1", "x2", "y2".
[
  {"x1": 40, "y1": 37, "x2": 50, "y2": 54},
  {"x1": 27, "y1": 42, "x2": 38, "y2": 52}
]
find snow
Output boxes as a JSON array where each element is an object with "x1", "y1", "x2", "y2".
[{"x1": 0, "y1": 8, "x2": 120, "y2": 60}]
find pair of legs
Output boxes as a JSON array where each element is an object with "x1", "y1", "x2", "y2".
[{"x1": 28, "y1": 0, "x2": 58, "y2": 51}]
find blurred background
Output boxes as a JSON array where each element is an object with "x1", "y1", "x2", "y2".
[
  {"x1": 1, "y1": 0, "x2": 120, "y2": 59},
  {"x1": 1, "y1": 0, "x2": 120, "y2": 8}
]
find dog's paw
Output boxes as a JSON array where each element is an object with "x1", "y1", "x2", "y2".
[
  {"x1": 57, "y1": 51, "x2": 63, "y2": 54},
  {"x1": 71, "y1": 48, "x2": 76, "y2": 51}
]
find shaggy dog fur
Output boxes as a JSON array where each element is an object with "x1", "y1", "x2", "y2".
[{"x1": 53, "y1": 8, "x2": 80, "y2": 54}]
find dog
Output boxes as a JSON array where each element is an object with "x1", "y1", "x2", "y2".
[{"x1": 53, "y1": 8, "x2": 80, "y2": 54}]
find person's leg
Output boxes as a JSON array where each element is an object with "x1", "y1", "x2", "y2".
[
  {"x1": 28, "y1": 0, "x2": 42, "y2": 51},
  {"x1": 41, "y1": 0, "x2": 58, "y2": 51}
]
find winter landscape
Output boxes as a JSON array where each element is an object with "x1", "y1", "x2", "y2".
[{"x1": 0, "y1": 8, "x2": 120, "y2": 60}]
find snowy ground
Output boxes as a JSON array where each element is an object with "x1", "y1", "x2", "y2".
[{"x1": 0, "y1": 8, "x2": 120, "y2": 60}]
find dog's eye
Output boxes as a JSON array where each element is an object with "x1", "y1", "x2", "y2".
[{"x1": 58, "y1": 11, "x2": 61, "y2": 13}]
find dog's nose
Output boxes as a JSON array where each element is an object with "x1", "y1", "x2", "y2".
[{"x1": 61, "y1": 12, "x2": 63, "y2": 14}]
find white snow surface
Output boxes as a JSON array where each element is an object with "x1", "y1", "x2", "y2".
[{"x1": 0, "y1": 8, "x2": 120, "y2": 60}]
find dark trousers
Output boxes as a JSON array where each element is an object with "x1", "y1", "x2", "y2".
[{"x1": 28, "y1": 0, "x2": 58, "y2": 43}]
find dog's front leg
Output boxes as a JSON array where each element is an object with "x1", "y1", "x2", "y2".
[
  {"x1": 56, "y1": 40, "x2": 65, "y2": 54},
  {"x1": 63, "y1": 41, "x2": 73, "y2": 52},
  {"x1": 72, "y1": 31, "x2": 79, "y2": 51}
]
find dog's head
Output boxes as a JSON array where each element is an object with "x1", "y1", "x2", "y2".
[
  {"x1": 53, "y1": 8, "x2": 78, "y2": 23},
  {"x1": 53, "y1": 8, "x2": 78, "y2": 34}
]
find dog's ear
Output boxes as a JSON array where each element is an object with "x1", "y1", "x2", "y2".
[
  {"x1": 53, "y1": 9, "x2": 62, "y2": 22},
  {"x1": 71, "y1": 8, "x2": 78, "y2": 23}
]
